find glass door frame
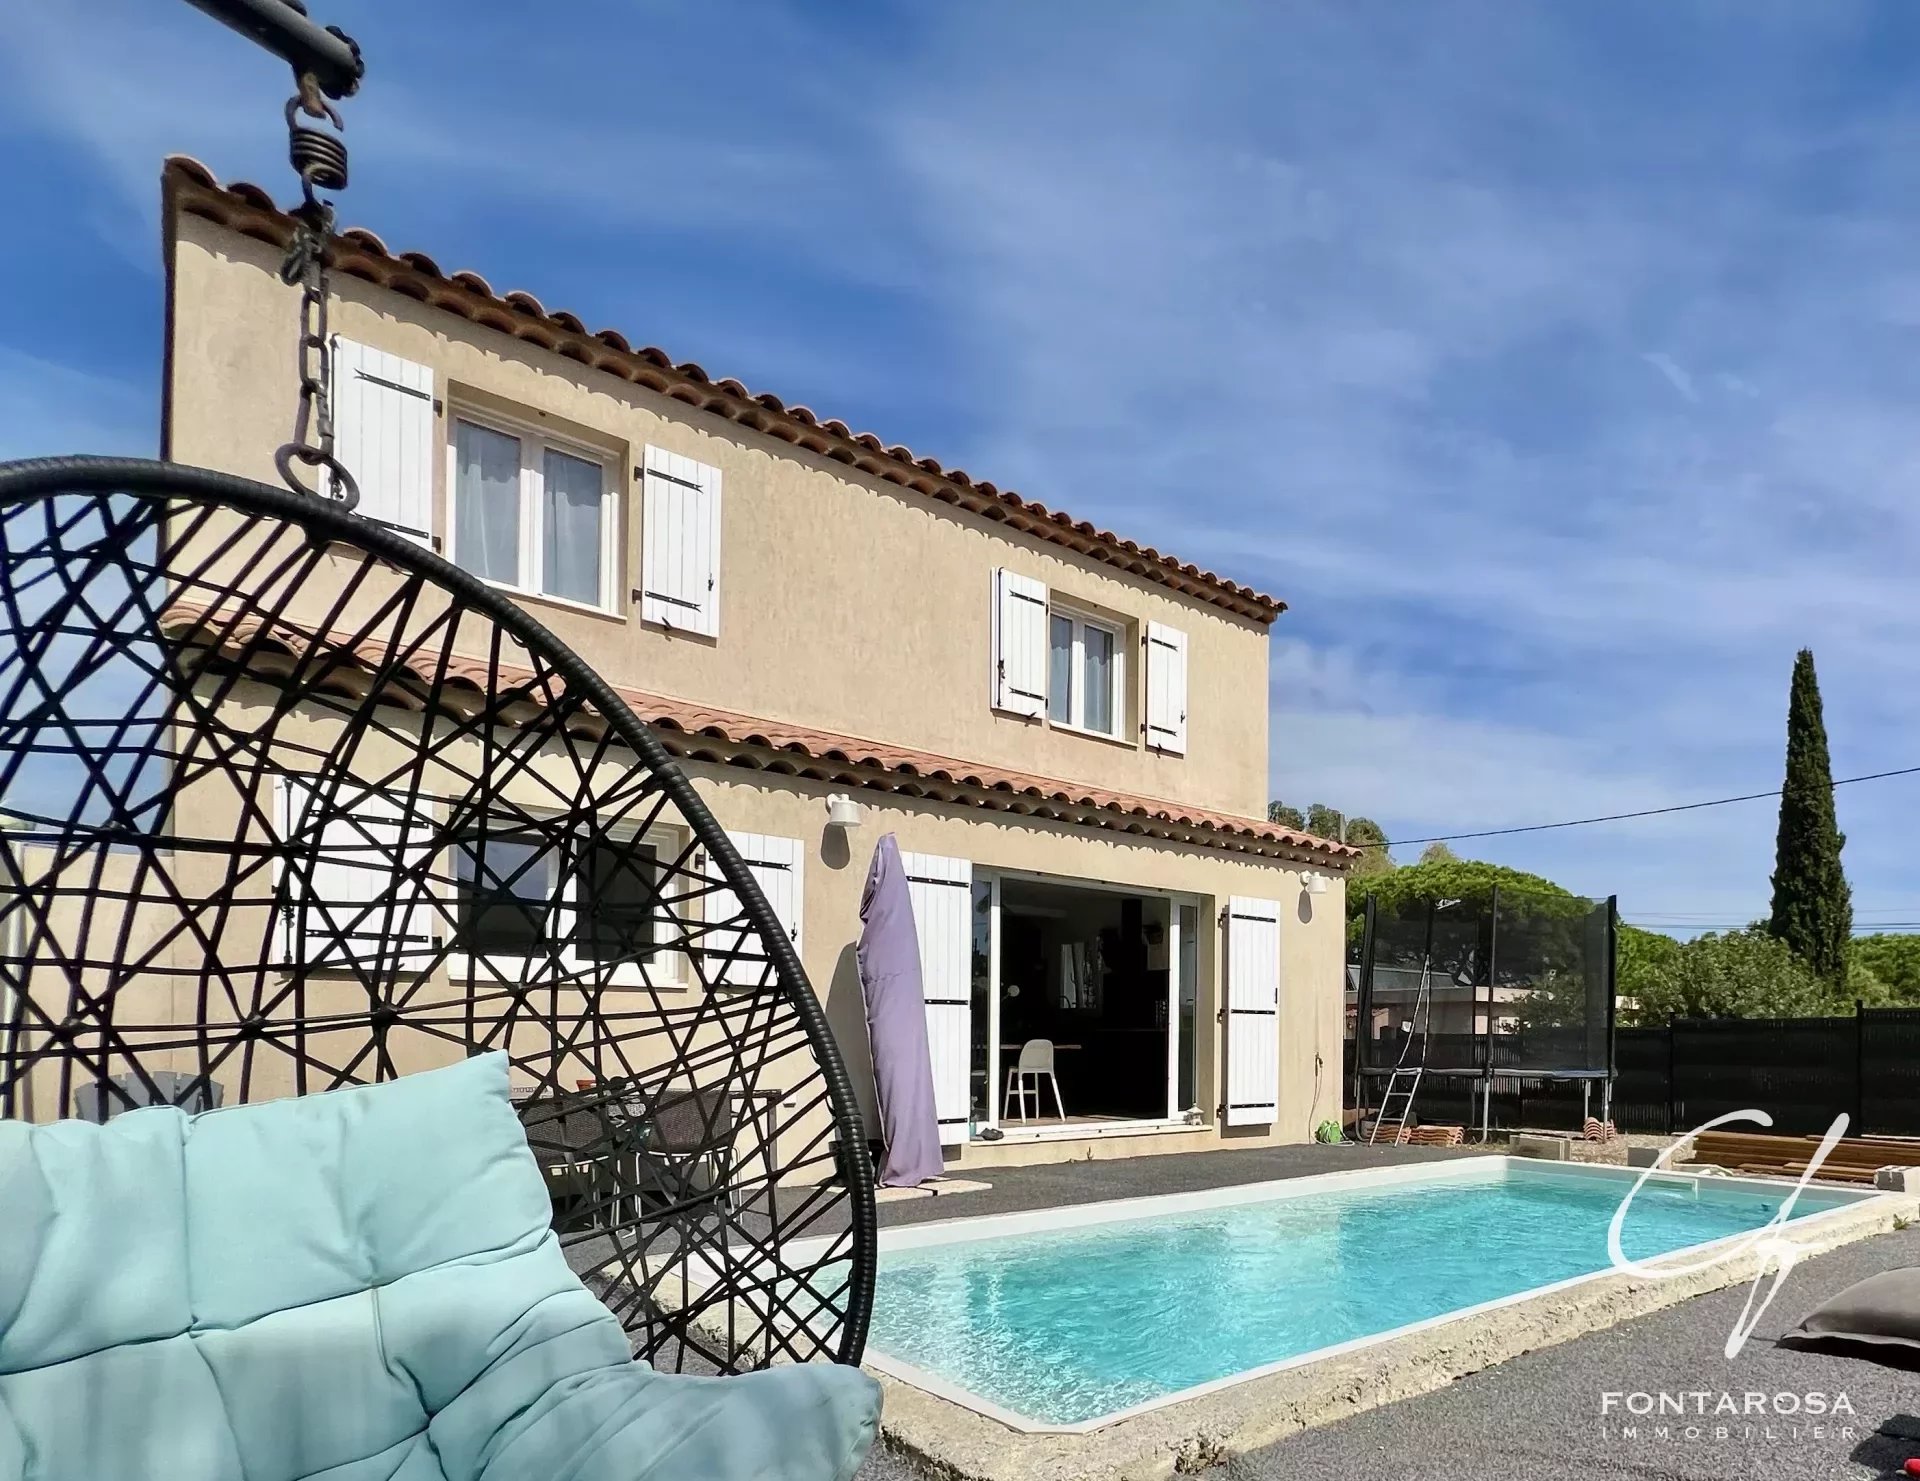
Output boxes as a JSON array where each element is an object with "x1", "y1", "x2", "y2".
[{"x1": 974, "y1": 867, "x2": 1199, "y2": 1139}]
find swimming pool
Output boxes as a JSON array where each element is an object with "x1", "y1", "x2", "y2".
[{"x1": 865, "y1": 1159, "x2": 1868, "y2": 1428}]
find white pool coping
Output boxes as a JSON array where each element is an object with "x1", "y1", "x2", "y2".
[{"x1": 850, "y1": 1155, "x2": 1886, "y2": 1435}]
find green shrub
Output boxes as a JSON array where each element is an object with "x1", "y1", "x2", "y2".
[{"x1": 1624, "y1": 927, "x2": 1838, "y2": 1023}]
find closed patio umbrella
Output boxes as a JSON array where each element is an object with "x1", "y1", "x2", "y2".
[{"x1": 857, "y1": 834, "x2": 944, "y2": 1187}]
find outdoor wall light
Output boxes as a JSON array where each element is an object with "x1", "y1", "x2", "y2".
[
  {"x1": 1302, "y1": 870, "x2": 1330, "y2": 895},
  {"x1": 825, "y1": 794, "x2": 863, "y2": 829}
]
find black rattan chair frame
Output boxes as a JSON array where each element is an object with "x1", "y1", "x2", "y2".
[{"x1": 0, "y1": 455, "x2": 875, "y2": 1371}]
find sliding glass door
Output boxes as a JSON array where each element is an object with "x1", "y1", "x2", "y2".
[{"x1": 969, "y1": 869, "x2": 1192, "y2": 1135}]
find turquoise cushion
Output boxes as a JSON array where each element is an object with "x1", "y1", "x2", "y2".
[{"x1": 0, "y1": 1053, "x2": 879, "y2": 1481}]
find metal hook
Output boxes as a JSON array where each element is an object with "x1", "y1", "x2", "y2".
[
  {"x1": 276, "y1": 443, "x2": 359, "y2": 511},
  {"x1": 292, "y1": 72, "x2": 344, "y2": 129}
]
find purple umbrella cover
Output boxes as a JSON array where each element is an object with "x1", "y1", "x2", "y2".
[{"x1": 857, "y1": 834, "x2": 945, "y2": 1187}]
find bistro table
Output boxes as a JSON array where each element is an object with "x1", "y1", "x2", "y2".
[{"x1": 512, "y1": 1083, "x2": 785, "y2": 1229}]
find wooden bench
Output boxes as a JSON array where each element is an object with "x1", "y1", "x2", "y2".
[{"x1": 1690, "y1": 1130, "x2": 1920, "y2": 1184}]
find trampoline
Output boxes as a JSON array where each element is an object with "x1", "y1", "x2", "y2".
[{"x1": 1351, "y1": 887, "x2": 1618, "y2": 1139}]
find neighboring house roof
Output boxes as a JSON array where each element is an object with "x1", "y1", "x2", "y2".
[
  {"x1": 160, "y1": 600, "x2": 1356, "y2": 867},
  {"x1": 1344, "y1": 965, "x2": 1524, "y2": 1000},
  {"x1": 161, "y1": 156, "x2": 1286, "y2": 626}
]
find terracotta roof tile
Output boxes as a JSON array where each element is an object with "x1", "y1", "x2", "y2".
[
  {"x1": 553, "y1": 685, "x2": 1355, "y2": 863},
  {"x1": 160, "y1": 598, "x2": 1352, "y2": 866},
  {"x1": 161, "y1": 156, "x2": 1286, "y2": 626}
]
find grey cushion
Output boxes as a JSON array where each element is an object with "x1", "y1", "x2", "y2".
[
  {"x1": 73, "y1": 1072, "x2": 224, "y2": 1123},
  {"x1": 1784, "y1": 1268, "x2": 1920, "y2": 1351}
]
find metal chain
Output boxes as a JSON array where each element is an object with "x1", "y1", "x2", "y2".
[{"x1": 274, "y1": 75, "x2": 359, "y2": 510}]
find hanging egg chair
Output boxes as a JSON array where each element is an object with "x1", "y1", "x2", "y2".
[{"x1": 0, "y1": 454, "x2": 875, "y2": 1372}]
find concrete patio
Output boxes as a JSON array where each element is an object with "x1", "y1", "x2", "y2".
[{"x1": 866, "y1": 1139, "x2": 1490, "y2": 1233}]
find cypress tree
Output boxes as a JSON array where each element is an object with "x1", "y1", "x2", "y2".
[{"x1": 1766, "y1": 649, "x2": 1852, "y2": 981}]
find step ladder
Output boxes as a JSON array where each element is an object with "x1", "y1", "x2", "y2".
[
  {"x1": 1369, "y1": 1065, "x2": 1423, "y2": 1145},
  {"x1": 1368, "y1": 948, "x2": 1435, "y2": 1146}
]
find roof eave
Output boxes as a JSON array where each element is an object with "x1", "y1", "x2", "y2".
[{"x1": 160, "y1": 155, "x2": 1288, "y2": 627}]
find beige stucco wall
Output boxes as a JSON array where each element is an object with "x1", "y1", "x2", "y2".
[
  {"x1": 685, "y1": 766, "x2": 1347, "y2": 1155},
  {"x1": 167, "y1": 213, "x2": 1275, "y2": 820},
  {"x1": 2, "y1": 684, "x2": 1344, "y2": 1162},
  {"x1": 1, "y1": 842, "x2": 180, "y2": 1121}
]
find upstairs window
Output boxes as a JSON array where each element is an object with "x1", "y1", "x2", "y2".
[
  {"x1": 992, "y1": 568, "x2": 1177, "y2": 751},
  {"x1": 1048, "y1": 609, "x2": 1124, "y2": 737},
  {"x1": 451, "y1": 416, "x2": 614, "y2": 609}
]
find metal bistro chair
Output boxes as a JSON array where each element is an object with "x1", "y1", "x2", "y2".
[
  {"x1": 514, "y1": 1087, "x2": 641, "y2": 1234},
  {"x1": 638, "y1": 1086, "x2": 739, "y2": 1217},
  {"x1": 1002, "y1": 1038, "x2": 1067, "y2": 1122},
  {"x1": 518, "y1": 1082, "x2": 741, "y2": 1231},
  {"x1": 73, "y1": 1070, "x2": 225, "y2": 1124}
]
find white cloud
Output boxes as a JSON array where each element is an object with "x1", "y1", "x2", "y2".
[
  {"x1": 851, "y1": 8, "x2": 1920, "y2": 921},
  {"x1": 1642, "y1": 352, "x2": 1700, "y2": 403},
  {"x1": 6, "y1": 1, "x2": 1920, "y2": 927}
]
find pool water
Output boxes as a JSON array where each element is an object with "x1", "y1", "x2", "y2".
[{"x1": 867, "y1": 1166, "x2": 1857, "y2": 1425}]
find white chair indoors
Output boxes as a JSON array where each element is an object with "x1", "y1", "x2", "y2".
[{"x1": 1002, "y1": 1039, "x2": 1067, "y2": 1122}]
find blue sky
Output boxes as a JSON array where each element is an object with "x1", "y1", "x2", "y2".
[{"x1": 5, "y1": 1, "x2": 1920, "y2": 933}]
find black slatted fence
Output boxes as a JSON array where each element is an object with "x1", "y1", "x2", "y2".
[
  {"x1": 1348, "y1": 1007, "x2": 1920, "y2": 1137},
  {"x1": 1861, "y1": 1008, "x2": 1920, "y2": 1135},
  {"x1": 1612, "y1": 1007, "x2": 1920, "y2": 1137}
]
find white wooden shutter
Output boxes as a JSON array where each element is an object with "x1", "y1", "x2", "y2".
[
  {"x1": 991, "y1": 568, "x2": 1048, "y2": 717},
  {"x1": 276, "y1": 776, "x2": 436, "y2": 970},
  {"x1": 705, "y1": 831, "x2": 802, "y2": 986},
  {"x1": 902, "y1": 851, "x2": 973, "y2": 1145},
  {"x1": 1145, "y1": 621, "x2": 1189, "y2": 754},
  {"x1": 1224, "y1": 895, "x2": 1281, "y2": 1126},
  {"x1": 641, "y1": 446, "x2": 722, "y2": 636},
  {"x1": 329, "y1": 338, "x2": 436, "y2": 545}
]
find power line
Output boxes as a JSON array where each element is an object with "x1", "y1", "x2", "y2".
[
  {"x1": 1628, "y1": 911, "x2": 1920, "y2": 922},
  {"x1": 1624, "y1": 917, "x2": 1920, "y2": 925},
  {"x1": 1354, "y1": 763, "x2": 1920, "y2": 850},
  {"x1": 1625, "y1": 903, "x2": 1920, "y2": 917},
  {"x1": 1622, "y1": 923, "x2": 1920, "y2": 936}
]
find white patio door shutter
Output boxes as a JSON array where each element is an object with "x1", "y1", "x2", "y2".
[
  {"x1": 1145, "y1": 621, "x2": 1189, "y2": 754},
  {"x1": 641, "y1": 446, "x2": 722, "y2": 636},
  {"x1": 330, "y1": 337, "x2": 436, "y2": 545},
  {"x1": 1223, "y1": 895, "x2": 1281, "y2": 1126},
  {"x1": 705, "y1": 831, "x2": 803, "y2": 986},
  {"x1": 276, "y1": 776, "x2": 436, "y2": 969},
  {"x1": 991, "y1": 568, "x2": 1048, "y2": 717},
  {"x1": 902, "y1": 851, "x2": 973, "y2": 1145}
]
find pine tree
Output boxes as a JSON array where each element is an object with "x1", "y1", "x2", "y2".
[
  {"x1": 1267, "y1": 801, "x2": 1306, "y2": 830},
  {"x1": 1305, "y1": 803, "x2": 1345, "y2": 841},
  {"x1": 1344, "y1": 816, "x2": 1395, "y2": 885},
  {"x1": 1767, "y1": 649, "x2": 1852, "y2": 982}
]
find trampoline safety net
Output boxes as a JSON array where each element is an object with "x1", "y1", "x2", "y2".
[{"x1": 1350, "y1": 888, "x2": 1616, "y2": 1081}]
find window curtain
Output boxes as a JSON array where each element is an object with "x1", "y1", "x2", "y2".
[
  {"x1": 542, "y1": 449, "x2": 602, "y2": 604},
  {"x1": 454, "y1": 422, "x2": 521, "y2": 585},
  {"x1": 1048, "y1": 614, "x2": 1074, "y2": 724},
  {"x1": 1082, "y1": 626, "x2": 1114, "y2": 732}
]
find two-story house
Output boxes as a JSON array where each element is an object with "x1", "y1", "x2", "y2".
[{"x1": 156, "y1": 156, "x2": 1354, "y2": 1170}]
